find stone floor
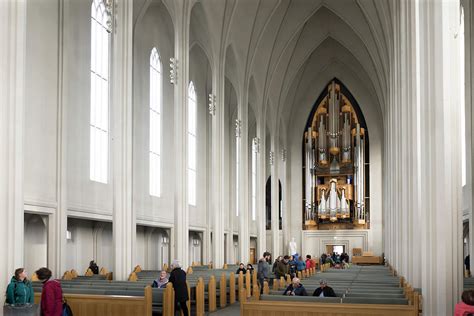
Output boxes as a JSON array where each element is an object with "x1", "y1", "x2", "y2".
[{"x1": 208, "y1": 303, "x2": 240, "y2": 316}]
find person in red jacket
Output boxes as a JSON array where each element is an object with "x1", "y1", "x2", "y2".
[
  {"x1": 35, "y1": 267, "x2": 63, "y2": 316},
  {"x1": 455, "y1": 289, "x2": 474, "y2": 316}
]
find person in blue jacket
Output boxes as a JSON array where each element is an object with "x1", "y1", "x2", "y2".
[
  {"x1": 5, "y1": 268, "x2": 34, "y2": 305},
  {"x1": 296, "y1": 256, "x2": 306, "y2": 273}
]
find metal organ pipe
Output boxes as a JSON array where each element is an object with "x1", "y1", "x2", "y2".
[
  {"x1": 328, "y1": 83, "x2": 340, "y2": 153},
  {"x1": 318, "y1": 115, "x2": 327, "y2": 164},
  {"x1": 354, "y1": 124, "x2": 365, "y2": 224},
  {"x1": 341, "y1": 110, "x2": 351, "y2": 163},
  {"x1": 305, "y1": 127, "x2": 313, "y2": 222}
]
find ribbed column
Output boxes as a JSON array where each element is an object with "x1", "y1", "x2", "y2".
[
  {"x1": 172, "y1": 0, "x2": 190, "y2": 267},
  {"x1": 238, "y1": 92, "x2": 250, "y2": 264},
  {"x1": 211, "y1": 60, "x2": 225, "y2": 268},
  {"x1": 0, "y1": 0, "x2": 26, "y2": 295},
  {"x1": 256, "y1": 116, "x2": 267, "y2": 257},
  {"x1": 111, "y1": 0, "x2": 135, "y2": 280},
  {"x1": 270, "y1": 136, "x2": 280, "y2": 257}
]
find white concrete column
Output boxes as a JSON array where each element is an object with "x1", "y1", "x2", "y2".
[
  {"x1": 50, "y1": 0, "x2": 68, "y2": 278},
  {"x1": 0, "y1": 0, "x2": 26, "y2": 294},
  {"x1": 417, "y1": 0, "x2": 463, "y2": 313},
  {"x1": 172, "y1": 0, "x2": 190, "y2": 267},
  {"x1": 238, "y1": 92, "x2": 250, "y2": 264},
  {"x1": 256, "y1": 116, "x2": 267, "y2": 257},
  {"x1": 270, "y1": 135, "x2": 280, "y2": 257},
  {"x1": 211, "y1": 59, "x2": 225, "y2": 268},
  {"x1": 280, "y1": 146, "x2": 289, "y2": 254},
  {"x1": 111, "y1": 0, "x2": 135, "y2": 281}
]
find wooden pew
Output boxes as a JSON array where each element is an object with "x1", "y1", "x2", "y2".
[
  {"x1": 229, "y1": 272, "x2": 236, "y2": 304},
  {"x1": 34, "y1": 285, "x2": 155, "y2": 316},
  {"x1": 241, "y1": 299, "x2": 420, "y2": 316}
]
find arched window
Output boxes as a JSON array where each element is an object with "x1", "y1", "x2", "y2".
[
  {"x1": 188, "y1": 82, "x2": 197, "y2": 206},
  {"x1": 149, "y1": 47, "x2": 162, "y2": 197},
  {"x1": 90, "y1": 0, "x2": 110, "y2": 183}
]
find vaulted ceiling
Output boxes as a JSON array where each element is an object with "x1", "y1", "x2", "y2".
[{"x1": 148, "y1": 0, "x2": 392, "y2": 138}]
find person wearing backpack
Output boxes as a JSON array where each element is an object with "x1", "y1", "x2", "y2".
[
  {"x1": 5, "y1": 268, "x2": 34, "y2": 305},
  {"x1": 36, "y1": 267, "x2": 63, "y2": 316}
]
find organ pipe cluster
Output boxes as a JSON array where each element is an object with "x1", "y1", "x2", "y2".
[{"x1": 304, "y1": 81, "x2": 367, "y2": 227}]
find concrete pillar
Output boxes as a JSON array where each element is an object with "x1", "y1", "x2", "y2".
[
  {"x1": 270, "y1": 135, "x2": 280, "y2": 257},
  {"x1": 256, "y1": 116, "x2": 267, "y2": 258},
  {"x1": 172, "y1": 0, "x2": 190, "y2": 267},
  {"x1": 211, "y1": 60, "x2": 225, "y2": 268},
  {"x1": 0, "y1": 0, "x2": 26, "y2": 294},
  {"x1": 238, "y1": 92, "x2": 250, "y2": 264},
  {"x1": 111, "y1": 0, "x2": 135, "y2": 280}
]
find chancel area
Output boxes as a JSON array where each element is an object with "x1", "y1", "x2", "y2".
[{"x1": 0, "y1": 0, "x2": 473, "y2": 315}]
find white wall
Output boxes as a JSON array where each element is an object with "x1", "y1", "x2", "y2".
[
  {"x1": 24, "y1": 214, "x2": 48, "y2": 275},
  {"x1": 24, "y1": 0, "x2": 59, "y2": 208},
  {"x1": 133, "y1": 2, "x2": 175, "y2": 226}
]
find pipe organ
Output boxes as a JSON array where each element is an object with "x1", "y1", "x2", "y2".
[{"x1": 303, "y1": 80, "x2": 369, "y2": 230}]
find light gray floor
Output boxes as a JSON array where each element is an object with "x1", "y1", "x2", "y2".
[{"x1": 208, "y1": 303, "x2": 240, "y2": 316}]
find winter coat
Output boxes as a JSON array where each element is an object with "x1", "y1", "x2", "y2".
[
  {"x1": 6, "y1": 277, "x2": 34, "y2": 305},
  {"x1": 276, "y1": 261, "x2": 289, "y2": 278},
  {"x1": 312, "y1": 286, "x2": 337, "y2": 297},
  {"x1": 40, "y1": 279, "x2": 63, "y2": 316},
  {"x1": 283, "y1": 283, "x2": 308, "y2": 296},
  {"x1": 236, "y1": 268, "x2": 247, "y2": 275},
  {"x1": 296, "y1": 260, "x2": 306, "y2": 271},
  {"x1": 152, "y1": 277, "x2": 168, "y2": 288},
  {"x1": 257, "y1": 259, "x2": 270, "y2": 279},
  {"x1": 169, "y1": 268, "x2": 189, "y2": 302}
]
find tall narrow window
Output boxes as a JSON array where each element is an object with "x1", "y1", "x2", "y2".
[
  {"x1": 90, "y1": 0, "x2": 110, "y2": 183},
  {"x1": 149, "y1": 48, "x2": 162, "y2": 197},
  {"x1": 251, "y1": 139, "x2": 257, "y2": 221},
  {"x1": 188, "y1": 82, "x2": 197, "y2": 206}
]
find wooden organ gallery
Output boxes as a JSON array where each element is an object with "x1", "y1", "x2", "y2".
[{"x1": 303, "y1": 80, "x2": 369, "y2": 230}]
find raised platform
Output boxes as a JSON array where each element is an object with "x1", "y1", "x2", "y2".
[{"x1": 352, "y1": 256, "x2": 383, "y2": 265}]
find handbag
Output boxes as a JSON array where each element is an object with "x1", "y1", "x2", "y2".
[
  {"x1": 62, "y1": 298, "x2": 73, "y2": 316},
  {"x1": 3, "y1": 303, "x2": 40, "y2": 316}
]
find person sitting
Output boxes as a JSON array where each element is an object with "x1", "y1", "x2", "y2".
[
  {"x1": 246, "y1": 263, "x2": 254, "y2": 274},
  {"x1": 236, "y1": 263, "x2": 247, "y2": 275},
  {"x1": 312, "y1": 279, "x2": 337, "y2": 297},
  {"x1": 288, "y1": 256, "x2": 297, "y2": 274},
  {"x1": 320, "y1": 253, "x2": 327, "y2": 264},
  {"x1": 283, "y1": 277, "x2": 308, "y2": 296},
  {"x1": 152, "y1": 270, "x2": 169, "y2": 288},
  {"x1": 296, "y1": 256, "x2": 306, "y2": 273},
  {"x1": 5, "y1": 268, "x2": 34, "y2": 305},
  {"x1": 89, "y1": 260, "x2": 99, "y2": 274},
  {"x1": 455, "y1": 289, "x2": 474, "y2": 316}
]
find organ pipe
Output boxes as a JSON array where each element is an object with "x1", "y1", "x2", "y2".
[
  {"x1": 328, "y1": 82, "x2": 340, "y2": 155},
  {"x1": 354, "y1": 124, "x2": 365, "y2": 224}
]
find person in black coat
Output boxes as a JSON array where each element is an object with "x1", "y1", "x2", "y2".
[
  {"x1": 89, "y1": 260, "x2": 99, "y2": 274},
  {"x1": 236, "y1": 263, "x2": 247, "y2": 275},
  {"x1": 312, "y1": 279, "x2": 337, "y2": 297},
  {"x1": 169, "y1": 260, "x2": 189, "y2": 316}
]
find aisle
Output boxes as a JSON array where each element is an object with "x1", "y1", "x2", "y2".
[{"x1": 208, "y1": 302, "x2": 240, "y2": 316}]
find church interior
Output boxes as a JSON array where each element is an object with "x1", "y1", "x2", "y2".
[{"x1": 0, "y1": 0, "x2": 472, "y2": 315}]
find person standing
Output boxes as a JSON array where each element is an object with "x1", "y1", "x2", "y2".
[
  {"x1": 257, "y1": 252, "x2": 271, "y2": 293},
  {"x1": 169, "y1": 260, "x2": 189, "y2": 316},
  {"x1": 6, "y1": 268, "x2": 34, "y2": 305},
  {"x1": 465, "y1": 255, "x2": 471, "y2": 277},
  {"x1": 35, "y1": 267, "x2": 63, "y2": 316}
]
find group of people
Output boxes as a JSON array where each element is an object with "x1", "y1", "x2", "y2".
[
  {"x1": 321, "y1": 252, "x2": 350, "y2": 269},
  {"x1": 283, "y1": 278, "x2": 337, "y2": 297},
  {"x1": 236, "y1": 263, "x2": 254, "y2": 275},
  {"x1": 5, "y1": 267, "x2": 64, "y2": 316},
  {"x1": 272, "y1": 254, "x2": 317, "y2": 278}
]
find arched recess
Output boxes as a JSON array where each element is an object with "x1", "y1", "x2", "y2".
[
  {"x1": 302, "y1": 79, "x2": 370, "y2": 230},
  {"x1": 189, "y1": 231, "x2": 203, "y2": 265},
  {"x1": 265, "y1": 176, "x2": 282, "y2": 231},
  {"x1": 132, "y1": 0, "x2": 175, "y2": 223},
  {"x1": 24, "y1": 214, "x2": 47, "y2": 275},
  {"x1": 188, "y1": 43, "x2": 212, "y2": 228}
]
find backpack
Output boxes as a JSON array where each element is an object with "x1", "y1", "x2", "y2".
[{"x1": 62, "y1": 298, "x2": 73, "y2": 316}]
